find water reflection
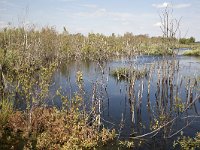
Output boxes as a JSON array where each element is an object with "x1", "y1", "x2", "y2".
[{"x1": 51, "y1": 55, "x2": 200, "y2": 149}]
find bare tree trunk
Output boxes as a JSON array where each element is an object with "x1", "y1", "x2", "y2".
[{"x1": 159, "y1": 6, "x2": 181, "y2": 56}]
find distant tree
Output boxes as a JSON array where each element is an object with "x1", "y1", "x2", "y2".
[
  {"x1": 179, "y1": 38, "x2": 187, "y2": 44},
  {"x1": 188, "y1": 36, "x2": 195, "y2": 43},
  {"x1": 179, "y1": 37, "x2": 195, "y2": 44}
]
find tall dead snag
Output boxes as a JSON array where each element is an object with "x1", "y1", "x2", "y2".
[{"x1": 159, "y1": 6, "x2": 181, "y2": 56}]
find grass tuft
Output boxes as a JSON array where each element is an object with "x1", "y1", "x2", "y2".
[{"x1": 111, "y1": 67, "x2": 148, "y2": 81}]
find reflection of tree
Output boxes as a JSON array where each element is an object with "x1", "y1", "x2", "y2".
[{"x1": 128, "y1": 60, "x2": 200, "y2": 140}]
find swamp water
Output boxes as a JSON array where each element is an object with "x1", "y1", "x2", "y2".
[{"x1": 50, "y1": 54, "x2": 200, "y2": 149}]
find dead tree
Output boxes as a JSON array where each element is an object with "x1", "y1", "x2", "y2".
[{"x1": 159, "y1": 6, "x2": 181, "y2": 56}]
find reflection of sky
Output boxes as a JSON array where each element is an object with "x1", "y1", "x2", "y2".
[
  {"x1": 51, "y1": 55, "x2": 200, "y2": 144},
  {"x1": 178, "y1": 56, "x2": 200, "y2": 75}
]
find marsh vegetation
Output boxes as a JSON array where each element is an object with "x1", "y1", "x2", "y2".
[
  {"x1": 0, "y1": 7, "x2": 200, "y2": 150},
  {"x1": 183, "y1": 49, "x2": 200, "y2": 56}
]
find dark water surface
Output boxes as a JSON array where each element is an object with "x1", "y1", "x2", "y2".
[{"x1": 50, "y1": 55, "x2": 200, "y2": 149}]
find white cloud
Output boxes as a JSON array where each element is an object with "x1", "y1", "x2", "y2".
[
  {"x1": 152, "y1": 2, "x2": 169, "y2": 8},
  {"x1": 152, "y1": 2, "x2": 191, "y2": 9},
  {"x1": 173, "y1": 4, "x2": 191, "y2": 9},
  {"x1": 154, "y1": 22, "x2": 162, "y2": 27}
]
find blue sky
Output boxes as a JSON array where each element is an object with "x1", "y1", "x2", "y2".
[{"x1": 0, "y1": 0, "x2": 199, "y2": 40}]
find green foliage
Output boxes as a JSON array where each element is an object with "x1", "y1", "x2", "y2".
[
  {"x1": 174, "y1": 97, "x2": 185, "y2": 112},
  {"x1": 118, "y1": 140, "x2": 134, "y2": 148},
  {"x1": 0, "y1": 26, "x2": 118, "y2": 149},
  {"x1": 179, "y1": 37, "x2": 196, "y2": 44},
  {"x1": 0, "y1": 27, "x2": 180, "y2": 65},
  {"x1": 111, "y1": 67, "x2": 148, "y2": 81},
  {"x1": 0, "y1": 99, "x2": 13, "y2": 127},
  {"x1": 144, "y1": 45, "x2": 173, "y2": 56},
  {"x1": 174, "y1": 133, "x2": 200, "y2": 150},
  {"x1": 0, "y1": 25, "x2": 198, "y2": 150}
]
